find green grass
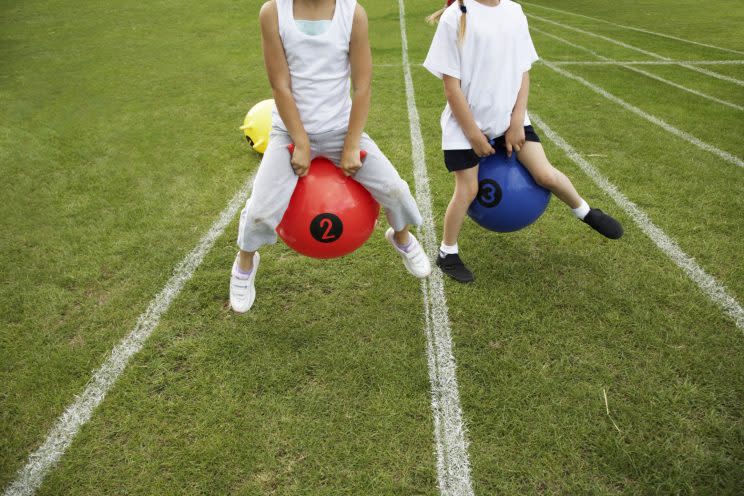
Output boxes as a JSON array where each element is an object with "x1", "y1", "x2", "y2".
[
  {"x1": 522, "y1": 0, "x2": 744, "y2": 54},
  {"x1": 2, "y1": 0, "x2": 743, "y2": 494},
  {"x1": 1, "y1": 0, "x2": 258, "y2": 486}
]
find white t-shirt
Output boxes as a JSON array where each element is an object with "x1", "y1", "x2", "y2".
[
  {"x1": 273, "y1": 0, "x2": 356, "y2": 135},
  {"x1": 423, "y1": 0, "x2": 539, "y2": 149}
]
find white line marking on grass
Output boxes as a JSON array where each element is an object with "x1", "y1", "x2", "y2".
[
  {"x1": 529, "y1": 14, "x2": 744, "y2": 87},
  {"x1": 549, "y1": 60, "x2": 744, "y2": 66},
  {"x1": 397, "y1": 0, "x2": 474, "y2": 494},
  {"x1": 3, "y1": 176, "x2": 255, "y2": 496},
  {"x1": 523, "y1": 2, "x2": 744, "y2": 57},
  {"x1": 532, "y1": 26, "x2": 625, "y2": 61},
  {"x1": 532, "y1": 27, "x2": 744, "y2": 111},
  {"x1": 678, "y1": 63, "x2": 744, "y2": 87},
  {"x1": 531, "y1": 114, "x2": 744, "y2": 331},
  {"x1": 528, "y1": 14, "x2": 670, "y2": 59},
  {"x1": 540, "y1": 60, "x2": 744, "y2": 168}
]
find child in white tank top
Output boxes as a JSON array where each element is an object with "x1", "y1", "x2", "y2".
[
  {"x1": 229, "y1": 0, "x2": 431, "y2": 313},
  {"x1": 424, "y1": 0, "x2": 623, "y2": 284}
]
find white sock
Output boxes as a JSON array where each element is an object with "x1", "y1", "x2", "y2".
[
  {"x1": 572, "y1": 198, "x2": 591, "y2": 220},
  {"x1": 439, "y1": 242, "x2": 458, "y2": 257},
  {"x1": 232, "y1": 266, "x2": 252, "y2": 280}
]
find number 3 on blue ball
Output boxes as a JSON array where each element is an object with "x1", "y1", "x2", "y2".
[{"x1": 476, "y1": 179, "x2": 502, "y2": 208}]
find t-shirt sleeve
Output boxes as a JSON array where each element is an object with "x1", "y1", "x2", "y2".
[
  {"x1": 423, "y1": 14, "x2": 461, "y2": 80},
  {"x1": 518, "y1": 13, "x2": 539, "y2": 73}
]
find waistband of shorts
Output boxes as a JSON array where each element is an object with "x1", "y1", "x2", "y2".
[{"x1": 271, "y1": 126, "x2": 351, "y2": 140}]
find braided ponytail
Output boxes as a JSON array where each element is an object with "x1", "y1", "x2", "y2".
[
  {"x1": 426, "y1": 0, "x2": 467, "y2": 46},
  {"x1": 457, "y1": 0, "x2": 466, "y2": 45}
]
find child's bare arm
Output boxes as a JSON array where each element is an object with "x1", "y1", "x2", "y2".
[
  {"x1": 443, "y1": 75, "x2": 494, "y2": 157},
  {"x1": 341, "y1": 4, "x2": 372, "y2": 176},
  {"x1": 505, "y1": 71, "x2": 530, "y2": 157},
  {"x1": 260, "y1": 1, "x2": 310, "y2": 175}
]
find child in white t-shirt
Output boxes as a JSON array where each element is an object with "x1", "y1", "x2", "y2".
[{"x1": 424, "y1": 0, "x2": 623, "y2": 283}]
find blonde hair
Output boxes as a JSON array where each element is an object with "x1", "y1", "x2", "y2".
[{"x1": 426, "y1": 0, "x2": 466, "y2": 45}]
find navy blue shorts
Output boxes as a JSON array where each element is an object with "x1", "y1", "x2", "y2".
[{"x1": 443, "y1": 125, "x2": 541, "y2": 172}]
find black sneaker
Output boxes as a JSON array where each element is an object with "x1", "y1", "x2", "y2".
[
  {"x1": 583, "y1": 208, "x2": 623, "y2": 239},
  {"x1": 436, "y1": 253, "x2": 475, "y2": 283}
]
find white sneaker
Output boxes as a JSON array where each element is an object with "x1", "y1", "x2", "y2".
[
  {"x1": 230, "y1": 252, "x2": 260, "y2": 313},
  {"x1": 385, "y1": 228, "x2": 432, "y2": 278}
]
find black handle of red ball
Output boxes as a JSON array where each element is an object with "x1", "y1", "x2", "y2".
[{"x1": 287, "y1": 143, "x2": 367, "y2": 160}]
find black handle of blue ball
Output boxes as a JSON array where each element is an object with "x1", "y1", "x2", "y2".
[{"x1": 287, "y1": 144, "x2": 367, "y2": 160}]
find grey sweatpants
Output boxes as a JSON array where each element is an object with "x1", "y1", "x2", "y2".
[{"x1": 237, "y1": 128, "x2": 423, "y2": 253}]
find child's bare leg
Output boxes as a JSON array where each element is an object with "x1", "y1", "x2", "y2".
[
  {"x1": 517, "y1": 141, "x2": 623, "y2": 239},
  {"x1": 237, "y1": 250, "x2": 255, "y2": 271},
  {"x1": 442, "y1": 166, "x2": 480, "y2": 246},
  {"x1": 393, "y1": 228, "x2": 409, "y2": 245},
  {"x1": 385, "y1": 211, "x2": 411, "y2": 245},
  {"x1": 516, "y1": 141, "x2": 582, "y2": 208},
  {"x1": 437, "y1": 166, "x2": 479, "y2": 283}
]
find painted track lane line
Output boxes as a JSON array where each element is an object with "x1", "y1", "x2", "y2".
[
  {"x1": 397, "y1": 0, "x2": 474, "y2": 494},
  {"x1": 540, "y1": 60, "x2": 744, "y2": 168},
  {"x1": 532, "y1": 114, "x2": 744, "y2": 330},
  {"x1": 3, "y1": 175, "x2": 256, "y2": 496},
  {"x1": 522, "y1": 2, "x2": 744, "y2": 57},
  {"x1": 531, "y1": 27, "x2": 744, "y2": 111},
  {"x1": 528, "y1": 13, "x2": 744, "y2": 87}
]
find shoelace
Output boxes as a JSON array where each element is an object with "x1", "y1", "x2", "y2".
[
  {"x1": 231, "y1": 276, "x2": 252, "y2": 289},
  {"x1": 405, "y1": 241, "x2": 427, "y2": 263},
  {"x1": 441, "y1": 255, "x2": 463, "y2": 268}
]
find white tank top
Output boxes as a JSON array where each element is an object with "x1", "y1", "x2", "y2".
[{"x1": 273, "y1": 0, "x2": 356, "y2": 135}]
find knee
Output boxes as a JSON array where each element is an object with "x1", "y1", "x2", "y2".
[
  {"x1": 241, "y1": 206, "x2": 273, "y2": 231},
  {"x1": 532, "y1": 168, "x2": 558, "y2": 189},
  {"x1": 382, "y1": 179, "x2": 411, "y2": 202},
  {"x1": 455, "y1": 180, "x2": 479, "y2": 203}
]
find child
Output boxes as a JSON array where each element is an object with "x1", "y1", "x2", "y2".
[
  {"x1": 230, "y1": 0, "x2": 431, "y2": 313},
  {"x1": 424, "y1": 0, "x2": 623, "y2": 283}
]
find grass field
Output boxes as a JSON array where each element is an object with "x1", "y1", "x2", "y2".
[{"x1": 1, "y1": 0, "x2": 743, "y2": 494}]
